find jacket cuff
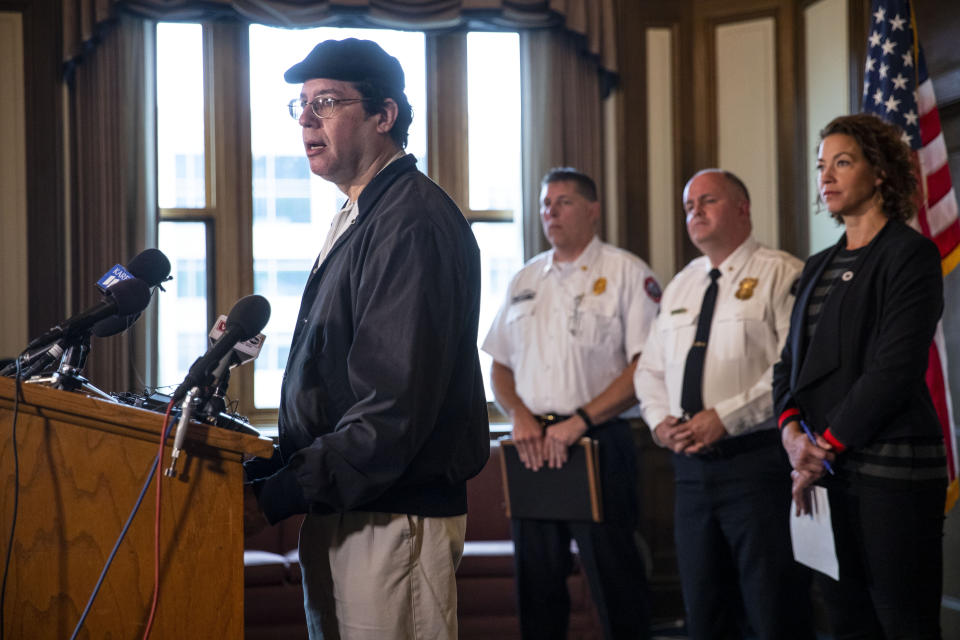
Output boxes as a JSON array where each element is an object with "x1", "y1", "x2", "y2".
[
  {"x1": 243, "y1": 446, "x2": 283, "y2": 483},
  {"x1": 822, "y1": 428, "x2": 847, "y2": 453},
  {"x1": 778, "y1": 408, "x2": 801, "y2": 430},
  {"x1": 253, "y1": 466, "x2": 310, "y2": 525}
]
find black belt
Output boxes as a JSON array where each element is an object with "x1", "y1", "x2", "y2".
[
  {"x1": 692, "y1": 428, "x2": 779, "y2": 460},
  {"x1": 534, "y1": 413, "x2": 570, "y2": 427},
  {"x1": 534, "y1": 413, "x2": 622, "y2": 434}
]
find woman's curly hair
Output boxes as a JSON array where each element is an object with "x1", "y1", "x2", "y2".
[{"x1": 819, "y1": 113, "x2": 917, "y2": 223}]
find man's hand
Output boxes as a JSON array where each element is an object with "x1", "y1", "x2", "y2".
[
  {"x1": 653, "y1": 416, "x2": 695, "y2": 453},
  {"x1": 781, "y1": 420, "x2": 835, "y2": 476},
  {"x1": 791, "y1": 469, "x2": 819, "y2": 516},
  {"x1": 511, "y1": 408, "x2": 546, "y2": 471},
  {"x1": 243, "y1": 483, "x2": 269, "y2": 539},
  {"x1": 681, "y1": 409, "x2": 726, "y2": 454},
  {"x1": 543, "y1": 415, "x2": 589, "y2": 469}
]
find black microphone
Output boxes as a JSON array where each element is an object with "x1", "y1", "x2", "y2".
[
  {"x1": 25, "y1": 278, "x2": 152, "y2": 351},
  {"x1": 170, "y1": 295, "x2": 271, "y2": 403},
  {"x1": 91, "y1": 248, "x2": 172, "y2": 338}
]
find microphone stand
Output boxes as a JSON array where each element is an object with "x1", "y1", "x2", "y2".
[{"x1": 28, "y1": 334, "x2": 115, "y2": 402}]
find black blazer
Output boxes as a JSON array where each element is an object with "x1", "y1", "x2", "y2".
[{"x1": 772, "y1": 220, "x2": 943, "y2": 450}]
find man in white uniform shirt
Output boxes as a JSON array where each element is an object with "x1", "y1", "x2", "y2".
[
  {"x1": 484, "y1": 167, "x2": 659, "y2": 639},
  {"x1": 634, "y1": 169, "x2": 813, "y2": 639}
]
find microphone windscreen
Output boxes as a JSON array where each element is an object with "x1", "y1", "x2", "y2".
[
  {"x1": 91, "y1": 312, "x2": 140, "y2": 338},
  {"x1": 108, "y1": 277, "x2": 152, "y2": 316},
  {"x1": 127, "y1": 248, "x2": 171, "y2": 287},
  {"x1": 225, "y1": 295, "x2": 271, "y2": 340}
]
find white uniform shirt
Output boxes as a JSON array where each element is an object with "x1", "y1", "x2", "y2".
[
  {"x1": 634, "y1": 236, "x2": 801, "y2": 436},
  {"x1": 483, "y1": 236, "x2": 661, "y2": 416}
]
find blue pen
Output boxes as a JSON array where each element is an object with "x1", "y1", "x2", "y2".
[{"x1": 800, "y1": 420, "x2": 835, "y2": 475}]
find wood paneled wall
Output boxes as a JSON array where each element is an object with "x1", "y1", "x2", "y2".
[{"x1": 0, "y1": 0, "x2": 65, "y2": 342}]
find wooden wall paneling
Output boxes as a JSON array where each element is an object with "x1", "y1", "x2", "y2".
[
  {"x1": 0, "y1": 10, "x2": 28, "y2": 359},
  {"x1": 0, "y1": 0, "x2": 66, "y2": 341},
  {"x1": 690, "y1": 0, "x2": 804, "y2": 259},
  {"x1": 801, "y1": 0, "x2": 851, "y2": 257},
  {"x1": 644, "y1": 25, "x2": 679, "y2": 284},
  {"x1": 847, "y1": 0, "x2": 869, "y2": 113},
  {"x1": 913, "y1": 0, "x2": 960, "y2": 107},
  {"x1": 615, "y1": 2, "x2": 690, "y2": 624},
  {"x1": 616, "y1": 0, "x2": 692, "y2": 276},
  {"x1": 715, "y1": 17, "x2": 781, "y2": 250}
]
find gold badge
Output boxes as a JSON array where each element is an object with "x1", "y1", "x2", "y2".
[
  {"x1": 735, "y1": 277, "x2": 758, "y2": 300},
  {"x1": 593, "y1": 277, "x2": 607, "y2": 295}
]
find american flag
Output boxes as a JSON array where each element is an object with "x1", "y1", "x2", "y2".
[{"x1": 862, "y1": 0, "x2": 960, "y2": 511}]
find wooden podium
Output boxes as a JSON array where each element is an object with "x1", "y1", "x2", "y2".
[{"x1": 0, "y1": 376, "x2": 274, "y2": 638}]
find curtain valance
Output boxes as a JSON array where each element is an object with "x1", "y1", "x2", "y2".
[{"x1": 64, "y1": 0, "x2": 617, "y2": 79}]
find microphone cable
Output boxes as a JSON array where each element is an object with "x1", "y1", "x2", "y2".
[
  {"x1": 141, "y1": 396, "x2": 175, "y2": 640},
  {"x1": 68, "y1": 399, "x2": 176, "y2": 640},
  {"x1": 0, "y1": 360, "x2": 25, "y2": 640}
]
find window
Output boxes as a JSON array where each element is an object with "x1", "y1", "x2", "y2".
[
  {"x1": 154, "y1": 22, "x2": 524, "y2": 422},
  {"x1": 157, "y1": 220, "x2": 210, "y2": 389}
]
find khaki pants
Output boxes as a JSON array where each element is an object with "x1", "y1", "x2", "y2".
[{"x1": 299, "y1": 511, "x2": 466, "y2": 640}]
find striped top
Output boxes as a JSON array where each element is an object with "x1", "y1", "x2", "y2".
[
  {"x1": 842, "y1": 437, "x2": 947, "y2": 488},
  {"x1": 804, "y1": 247, "x2": 860, "y2": 342}
]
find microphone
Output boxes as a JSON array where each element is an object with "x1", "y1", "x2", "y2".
[
  {"x1": 201, "y1": 316, "x2": 266, "y2": 415},
  {"x1": 25, "y1": 278, "x2": 152, "y2": 351},
  {"x1": 170, "y1": 294, "x2": 271, "y2": 403},
  {"x1": 92, "y1": 248, "x2": 172, "y2": 338}
]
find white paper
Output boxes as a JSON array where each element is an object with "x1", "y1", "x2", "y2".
[{"x1": 789, "y1": 485, "x2": 839, "y2": 580}]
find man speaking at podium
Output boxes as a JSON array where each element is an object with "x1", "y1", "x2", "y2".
[{"x1": 243, "y1": 39, "x2": 489, "y2": 640}]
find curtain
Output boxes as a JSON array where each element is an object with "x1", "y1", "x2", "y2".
[
  {"x1": 63, "y1": 0, "x2": 617, "y2": 78},
  {"x1": 69, "y1": 14, "x2": 156, "y2": 392},
  {"x1": 520, "y1": 27, "x2": 604, "y2": 260}
]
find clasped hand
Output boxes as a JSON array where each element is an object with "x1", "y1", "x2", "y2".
[
  {"x1": 512, "y1": 412, "x2": 588, "y2": 471},
  {"x1": 781, "y1": 421, "x2": 835, "y2": 515},
  {"x1": 653, "y1": 409, "x2": 726, "y2": 454}
]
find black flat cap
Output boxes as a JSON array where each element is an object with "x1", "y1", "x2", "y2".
[{"x1": 284, "y1": 38, "x2": 405, "y2": 95}]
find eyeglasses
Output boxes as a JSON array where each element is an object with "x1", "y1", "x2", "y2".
[{"x1": 288, "y1": 97, "x2": 369, "y2": 120}]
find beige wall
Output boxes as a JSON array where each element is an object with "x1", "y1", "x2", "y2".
[
  {"x1": 804, "y1": 0, "x2": 849, "y2": 254},
  {"x1": 715, "y1": 17, "x2": 780, "y2": 250},
  {"x1": 0, "y1": 11, "x2": 28, "y2": 359}
]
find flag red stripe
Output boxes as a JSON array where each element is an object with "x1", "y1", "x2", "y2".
[
  {"x1": 926, "y1": 162, "x2": 952, "y2": 207},
  {"x1": 934, "y1": 219, "x2": 960, "y2": 259},
  {"x1": 916, "y1": 201, "x2": 933, "y2": 237},
  {"x1": 919, "y1": 108, "x2": 941, "y2": 147},
  {"x1": 927, "y1": 342, "x2": 957, "y2": 481}
]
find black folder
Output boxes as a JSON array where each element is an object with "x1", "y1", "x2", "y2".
[{"x1": 498, "y1": 437, "x2": 603, "y2": 522}]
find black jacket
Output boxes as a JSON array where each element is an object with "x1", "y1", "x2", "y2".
[
  {"x1": 248, "y1": 154, "x2": 490, "y2": 524},
  {"x1": 772, "y1": 220, "x2": 943, "y2": 450}
]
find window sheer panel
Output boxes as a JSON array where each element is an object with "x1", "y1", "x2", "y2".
[
  {"x1": 248, "y1": 25, "x2": 426, "y2": 409},
  {"x1": 157, "y1": 22, "x2": 205, "y2": 209},
  {"x1": 465, "y1": 32, "x2": 524, "y2": 403},
  {"x1": 157, "y1": 220, "x2": 210, "y2": 391},
  {"x1": 466, "y1": 32, "x2": 521, "y2": 215}
]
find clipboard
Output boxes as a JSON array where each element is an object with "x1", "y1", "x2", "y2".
[{"x1": 498, "y1": 437, "x2": 603, "y2": 522}]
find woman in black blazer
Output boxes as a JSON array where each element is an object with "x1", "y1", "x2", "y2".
[{"x1": 773, "y1": 113, "x2": 947, "y2": 639}]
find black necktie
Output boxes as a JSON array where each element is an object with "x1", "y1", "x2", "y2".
[{"x1": 680, "y1": 268, "x2": 721, "y2": 416}]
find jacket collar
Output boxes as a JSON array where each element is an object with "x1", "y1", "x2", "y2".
[
  {"x1": 792, "y1": 222, "x2": 891, "y2": 391},
  {"x1": 356, "y1": 152, "x2": 417, "y2": 222}
]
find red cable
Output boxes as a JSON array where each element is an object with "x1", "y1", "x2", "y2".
[{"x1": 142, "y1": 400, "x2": 174, "y2": 640}]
